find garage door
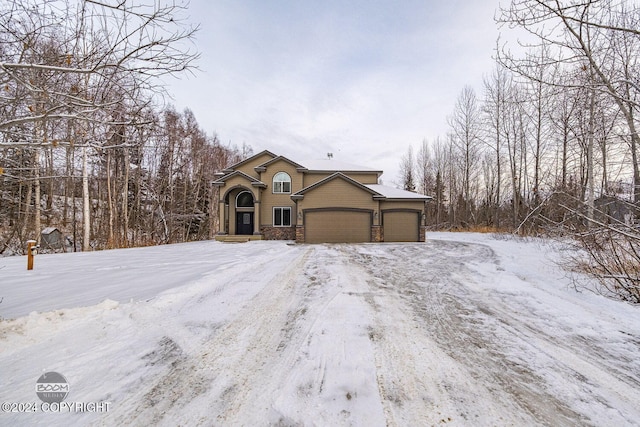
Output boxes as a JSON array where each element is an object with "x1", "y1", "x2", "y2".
[
  {"x1": 383, "y1": 211, "x2": 419, "y2": 242},
  {"x1": 305, "y1": 210, "x2": 371, "y2": 243}
]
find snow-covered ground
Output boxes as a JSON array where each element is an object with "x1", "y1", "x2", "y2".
[{"x1": 1, "y1": 233, "x2": 639, "y2": 426}]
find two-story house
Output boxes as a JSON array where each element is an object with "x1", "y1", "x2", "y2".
[{"x1": 212, "y1": 150, "x2": 430, "y2": 243}]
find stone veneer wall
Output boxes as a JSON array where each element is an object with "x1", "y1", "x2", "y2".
[
  {"x1": 371, "y1": 225, "x2": 383, "y2": 242},
  {"x1": 261, "y1": 225, "x2": 296, "y2": 240},
  {"x1": 419, "y1": 226, "x2": 426, "y2": 242},
  {"x1": 295, "y1": 226, "x2": 305, "y2": 243}
]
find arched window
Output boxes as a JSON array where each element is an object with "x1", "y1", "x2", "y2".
[
  {"x1": 273, "y1": 172, "x2": 291, "y2": 194},
  {"x1": 236, "y1": 191, "x2": 254, "y2": 208}
]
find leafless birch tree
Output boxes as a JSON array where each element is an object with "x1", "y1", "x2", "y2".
[{"x1": 0, "y1": 0, "x2": 198, "y2": 250}]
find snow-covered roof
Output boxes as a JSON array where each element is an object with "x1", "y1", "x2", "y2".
[
  {"x1": 298, "y1": 159, "x2": 382, "y2": 174},
  {"x1": 365, "y1": 184, "x2": 431, "y2": 200}
]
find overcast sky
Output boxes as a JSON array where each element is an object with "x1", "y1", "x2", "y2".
[{"x1": 165, "y1": 0, "x2": 506, "y2": 185}]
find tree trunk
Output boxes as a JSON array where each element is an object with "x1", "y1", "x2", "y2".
[
  {"x1": 122, "y1": 148, "x2": 129, "y2": 247},
  {"x1": 34, "y1": 148, "x2": 41, "y2": 244},
  {"x1": 586, "y1": 76, "x2": 596, "y2": 226},
  {"x1": 82, "y1": 146, "x2": 91, "y2": 251},
  {"x1": 106, "y1": 150, "x2": 115, "y2": 248}
]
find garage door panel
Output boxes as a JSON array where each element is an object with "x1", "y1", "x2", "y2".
[
  {"x1": 305, "y1": 211, "x2": 371, "y2": 243},
  {"x1": 384, "y1": 211, "x2": 419, "y2": 242}
]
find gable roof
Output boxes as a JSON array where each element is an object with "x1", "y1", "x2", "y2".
[
  {"x1": 222, "y1": 150, "x2": 277, "y2": 173},
  {"x1": 255, "y1": 155, "x2": 305, "y2": 172},
  {"x1": 291, "y1": 172, "x2": 384, "y2": 200},
  {"x1": 212, "y1": 170, "x2": 267, "y2": 188}
]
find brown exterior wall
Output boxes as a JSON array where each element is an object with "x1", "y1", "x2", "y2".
[
  {"x1": 379, "y1": 200, "x2": 426, "y2": 211},
  {"x1": 233, "y1": 153, "x2": 276, "y2": 179},
  {"x1": 303, "y1": 171, "x2": 379, "y2": 187},
  {"x1": 220, "y1": 176, "x2": 259, "y2": 192},
  {"x1": 259, "y1": 160, "x2": 300, "y2": 225},
  {"x1": 260, "y1": 160, "x2": 303, "y2": 193},
  {"x1": 346, "y1": 172, "x2": 379, "y2": 185},
  {"x1": 297, "y1": 179, "x2": 377, "y2": 224},
  {"x1": 262, "y1": 202, "x2": 296, "y2": 226},
  {"x1": 302, "y1": 172, "x2": 332, "y2": 188},
  {"x1": 216, "y1": 152, "x2": 428, "y2": 243}
]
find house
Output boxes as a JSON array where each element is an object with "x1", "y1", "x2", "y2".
[
  {"x1": 594, "y1": 195, "x2": 636, "y2": 225},
  {"x1": 41, "y1": 227, "x2": 64, "y2": 251},
  {"x1": 212, "y1": 150, "x2": 431, "y2": 243}
]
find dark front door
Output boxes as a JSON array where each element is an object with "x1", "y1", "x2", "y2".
[{"x1": 236, "y1": 212, "x2": 254, "y2": 235}]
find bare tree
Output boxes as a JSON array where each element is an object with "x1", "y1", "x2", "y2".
[
  {"x1": 448, "y1": 86, "x2": 483, "y2": 225},
  {"x1": 497, "y1": 0, "x2": 640, "y2": 300},
  {"x1": 483, "y1": 65, "x2": 513, "y2": 228},
  {"x1": 0, "y1": 0, "x2": 199, "y2": 248},
  {"x1": 0, "y1": 0, "x2": 199, "y2": 142},
  {"x1": 416, "y1": 139, "x2": 434, "y2": 196},
  {"x1": 399, "y1": 145, "x2": 416, "y2": 192},
  {"x1": 497, "y1": 0, "x2": 640, "y2": 203}
]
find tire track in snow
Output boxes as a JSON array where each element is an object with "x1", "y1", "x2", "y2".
[
  {"x1": 444, "y1": 238, "x2": 640, "y2": 425},
  {"x1": 352, "y1": 245, "x2": 539, "y2": 426},
  {"x1": 206, "y1": 244, "x2": 388, "y2": 426},
  {"x1": 200, "y1": 247, "x2": 315, "y2": 425},
  {"x1": 349, "y1": 242, "x2": 590, "y2": 426},
  {"x1": 467, "y1": 271, "x2": 640, "y2": 425},
  {"x1": 90, "y1": 239, "x2": 640, "y2": 426},
  {"x1": 106, "y1": 246, "x2": 313, "y2": 426}
]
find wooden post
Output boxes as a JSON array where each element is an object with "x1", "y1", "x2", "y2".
[{"x1": 27, "y1": 240, "x2": 36, "y2": 270}]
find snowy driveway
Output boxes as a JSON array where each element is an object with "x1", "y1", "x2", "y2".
[{"x1": 1, "y1": 233, "x2": 640, "y2": 426}]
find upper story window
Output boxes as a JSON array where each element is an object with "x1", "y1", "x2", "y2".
[{"x1": 273, "y1": 172, "x2": 291, "y2": 194}]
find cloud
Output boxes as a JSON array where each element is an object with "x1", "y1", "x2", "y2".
[{"x1": 166, "y1": 0, "x2": 503, "y2": 185}]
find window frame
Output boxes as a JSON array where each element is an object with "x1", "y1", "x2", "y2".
[
  {"x1": 272, "y1": 172, "x2": 292, "y2": 194},
  {"x1": 235, "y1": 190, "x2": 254, "y2": 208},
  {"x1": 273, "y1": 206, "x2": 292, "y2": 227}
]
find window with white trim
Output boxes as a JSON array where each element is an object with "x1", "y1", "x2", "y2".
[
  {"x1": 272, "y1": 172, "x2": 291, "y2": 193},
  {"x1": 273, "y1": 207, "x2": 292, "y2": 227}
]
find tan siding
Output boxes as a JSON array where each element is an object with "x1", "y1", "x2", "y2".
[
  {"x1": 260, "y1": 160, "x2": 302, "y2": 225},
  {"x1": 383, "y1": 211, "x2": 419, "y2": 242},
  {"x1": 221, "y1": 176, "x2": 258, "y2": 192},
  {"x1": 261, "y1": 201, "x2": 295, "y2": 225},
  {"x1": 303, "y1": 173, "x2": 332, "y2": 187},
  {"x1": 305, "y1": 211, "x2": 371, "y2": 243},
  {"x1": 234, "y1": 153, "x2": 275, "y2": 179},
  {"x1": 380, "y1": 200, "x2": 426, "y2": 211},
  {"x1": 343, "y1": 172, "x2": 379, "y2": 184},
  {"x1": 303, "y1": 172, "x2": 379, "y2": 187},
  {"x1": 298, "y1": 179, "x2": 377, "y2": 218}
]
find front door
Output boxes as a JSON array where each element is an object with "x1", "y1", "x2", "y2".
[{"x1": 236, "y1": 212, "x2": 254, "y2": 235}]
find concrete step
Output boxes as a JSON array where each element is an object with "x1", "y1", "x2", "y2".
[{"x1": 214, "y1": 235, "x2": 263, "y2": 243}]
